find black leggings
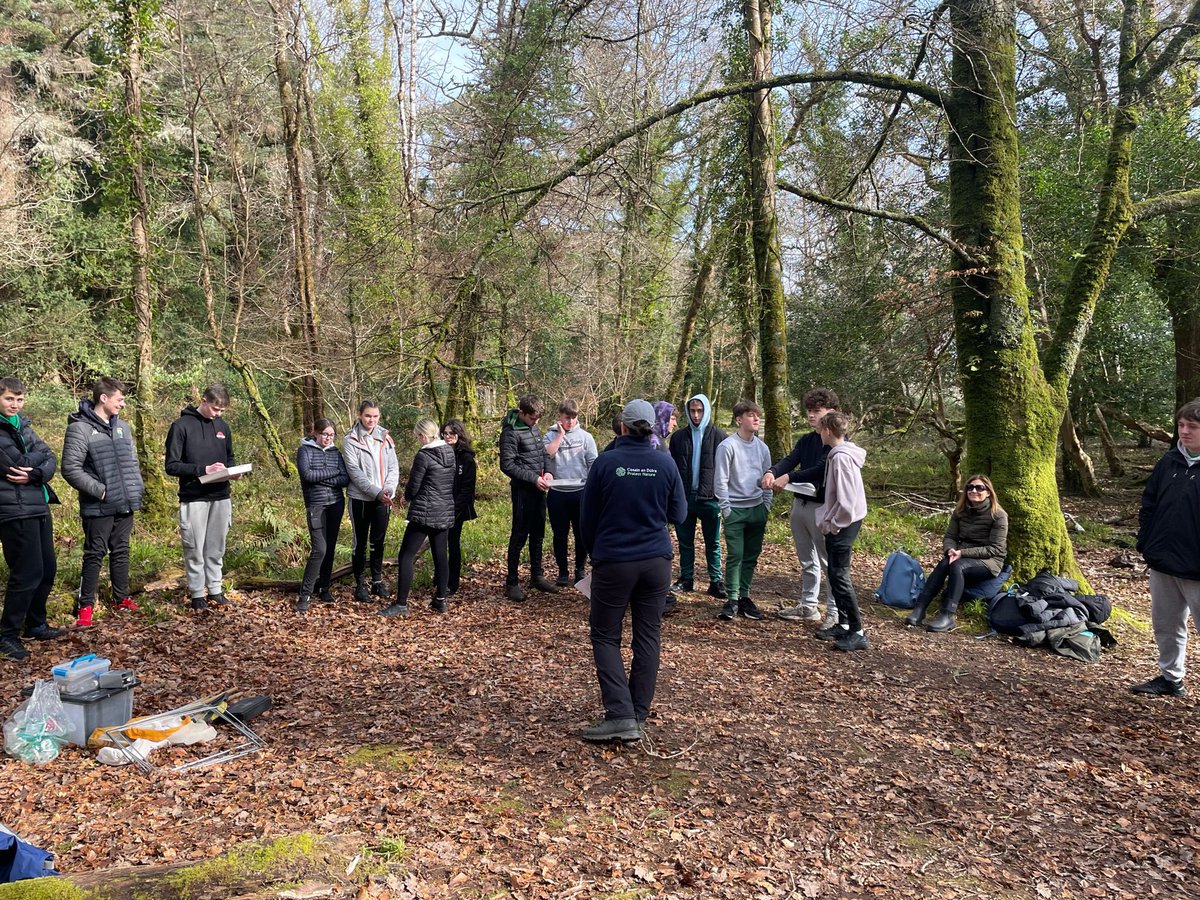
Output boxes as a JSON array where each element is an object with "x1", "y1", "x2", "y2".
[
  {"x1": 923, "y1": 556, "x2": 993, "y2": 607},
  {"x1": 448, "y1": 519, "x2": 465, "y2": 592},
  {"x1": 350, "y1": 497, "x2": 390, "y2": 582},
  {"x1": 396, "y1": 522, "x2": 449, "y2": 603}
]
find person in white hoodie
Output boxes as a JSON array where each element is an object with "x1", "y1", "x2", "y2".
[
  {"x1": 813, "y1": 411, "x2": 869, "y2": 652},
  {"x1": 342, "y1": 400, "x2": 400, "y2": 602}
]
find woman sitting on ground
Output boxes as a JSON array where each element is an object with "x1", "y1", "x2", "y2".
[
  {"x1": 379, "y1": 417, "x2": 457, "y2": 618},
  {"x1": 905, "y1": 474, "x2": 1008, "y2": 632}
]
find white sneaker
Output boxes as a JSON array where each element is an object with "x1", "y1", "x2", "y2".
[{"x1": 820, "y1": 610, "x2": 839, "y2": 631}]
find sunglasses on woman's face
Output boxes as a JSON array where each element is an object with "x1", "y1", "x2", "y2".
[{"x1": 966, "y1": 484, "x2": 988, "y2": 494}]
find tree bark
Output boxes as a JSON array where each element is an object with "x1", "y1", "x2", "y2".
[
  {"x1": 945, "y1": 0, "x2": 1081, "y2": 580},
  {"x1": 742, "y1": 0, "x2": 791, "y2": 458},
  {"x1": 665, "y1": 247, "x2": 714, "y2": 404},
  {"x1": 1093, "y1": 403, "x2": 1125, "y2": 476},
  {"x1": 1059, "y1": 407, "x2": 1099, "y2": 496},
  {"x1": 1153, "y1": 212, "x2": 1200, "y2": 408}
]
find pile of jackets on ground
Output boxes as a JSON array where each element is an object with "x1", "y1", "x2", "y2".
[{"x1": 988, "y1": 571, "x2": 1115, "y2": 662}]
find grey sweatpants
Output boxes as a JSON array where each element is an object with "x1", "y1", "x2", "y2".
[
  {"x1": 1150, "y1": 568, "x2": 1200, "y2": 682},
  {"x1": 789, "y1": 498, "x2": 834, "y2": 616},
  {"x1": 179, "y1": 500, "x2": 232, "y2": 599}
]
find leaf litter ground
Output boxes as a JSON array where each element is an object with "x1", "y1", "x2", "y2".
[{"x1": 2, "y1": 508, "x2": 1199, "y2": 897}]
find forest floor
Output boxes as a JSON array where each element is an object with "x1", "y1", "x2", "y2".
[{"x1": 3, "y1": 482, "x2": 1200, "y2": 899}]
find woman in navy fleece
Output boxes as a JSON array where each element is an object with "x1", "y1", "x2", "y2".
[{"x1": 579, "y1": 399, "x2": 688, "y2": 742}]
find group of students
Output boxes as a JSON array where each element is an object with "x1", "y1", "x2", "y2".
[{"x1": 294, "y1": 401, "x2": 478, "y2": 617}]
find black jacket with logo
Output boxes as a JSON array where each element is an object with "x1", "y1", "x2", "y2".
[
  {"x1": 62, "y1": 400, "x2": 145, "y2": 518},
  {"x1": 164, "y1": 406, "x2": 236, "y2": 502},
  {"x1": 0, "y1": 414, "x2": 59, "y2": 524},
  {"x1": 1138, "y1": 444, "x2": 1200, "y2": 580}
]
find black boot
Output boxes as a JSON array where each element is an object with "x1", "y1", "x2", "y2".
[
  {"x1": 904, "y1": 593, "x2": 933, "y2": 627},
  {"x1": 354, "y1": 577, "x2": 371, "y2": 602},
  {"x1": 926, "y1": 597, "x2": 960, "y2": 633}
]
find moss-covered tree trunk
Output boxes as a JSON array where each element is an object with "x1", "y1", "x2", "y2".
[
  {"x1": 743, "y1": 0, "x2": 791, "y2": 457},
  {"x1": 945, "y1": 0, "x2": 1079, "y2": 579},
  {"x1": 665, "y1": 247, "x2": 714, "y2": 405}
]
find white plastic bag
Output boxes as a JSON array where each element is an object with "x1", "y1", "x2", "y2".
[{"x1": 4, "y1": 680, "x2": 69, "y2": 765}]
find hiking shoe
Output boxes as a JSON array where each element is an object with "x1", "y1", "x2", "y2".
[
  {"x1": 717, "y1": 600, "x2": 737, "y2": 621},
  {"x1": 833, "y1": 631, "x2": 870, "y2": 652},
  {"x1": 0, "y1": 637, "x2": 30, "y2": 662},
  {"x1": 506, "y1": 581, "x2": 527, "y2": 603},
  {"x1": 816, "y1": 623, "x2": 848, "y2": 641},
  {"x1": 24, "y1": 625, "x2": 65, "y2": 641},
  {"x1": 531, "y1": 576, "x2": 560, "y2": 594},
  {"x1": 581, "y1": 718, "x2": 641, "y2": 742},
  {"x1": 430, "y1": 597, "x2": 448, "y2": 614},
  {"x1": 1131, "y1": 675, "x2": 1187, "y2": 697},
  {"x1": 663, "y1": 594, "x2": 679, "y2": 616},
  {"x1": 555, "y1": 574, "x2": 571, "y2": 588},
  {"x1": 191, "y1": 596, "x2": 209, "y2": 611},
  {"x1": 209, "y1": 592, "x2": 230, "y2": 606},
  {"x1": 820, "y1": 610, "x2": 839, "y2": 631},
  {"x1": 378, "y1": 602, "x2": 409, "y2": 618},
  {"x1": 372, "y1": 581, "x2": 393, "y2": 600},
  {"x1": 672, "y1": 579, "x2": 694, "y2": 593},
  {"x1": 113, "y1": 597, "x2": 139, "y2": 612},
  {"x1": 316, "y1": 587, "x2": 336, "y2": 603},
  {"x1": 739, "y1": 599, "x2": 764, "y2": 620},
  {"x1": 75, "y1": 605, "x2": 95, "y2": 628},
  {"x1": 354, "y1": 581, "x2": 371, "y2": 602},
  {"x1": 707, "y1": 581, "x2": 727, "y2": 599},
  {"x1": 778, "y1": 604, "x2": 822, "y2": 622}
]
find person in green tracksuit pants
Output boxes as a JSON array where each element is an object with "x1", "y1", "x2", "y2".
[{"x1": 713, "y1": 400, "x2": 773, "y2": 621}]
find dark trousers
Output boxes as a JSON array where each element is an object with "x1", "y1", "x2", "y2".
[
  {"x1": 448, "y1": 519, "x2": 465, "y2": 592},
  {"x1": 589, "y1": 556, "x2": 671, "y2": 722},
  {"x1": 301, "y1": 498, "x2": 344, "y2": 596},
  {"x1": 922, "y1": 556, "x2": 993, "y2": 607},
  {"x1": 0, "y1": 515, "x2": 56, "y2": 640},
  {"x1": 547, "y1": 489, "x2": 587, "y2": 578},
  {"x1": 506, "y1": 483, "x2": 546, "y2": 582},
  {"x1": 396, "y1": 522, "x2": 449, "y2": 603},
  {"x1": 78, "y1": 512, "x2": 134, "y2": 607},
  {"x1": 825, "y1": 519, "x2": 864, "y2": 632},
  {"x1": 675, "y1": 493, "x2": 722, "y2": 583},
  {"x1": 350, "y1": 497, "x2": 390, "y2": 582}
]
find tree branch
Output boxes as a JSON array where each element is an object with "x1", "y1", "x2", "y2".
[
  {"x1": 777, "y1": 179, "x2": 985, "y2": 265},
  {"x1": 1131, "y1": 0, "x2": 1200, "y2": 91},
  {"x1": 1133, "y1": 187, "x2": 1200, "y2": 221}
]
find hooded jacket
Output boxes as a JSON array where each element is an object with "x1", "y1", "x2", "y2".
[
  {"x1": 667, "y1": 394, "x2": 726, "y2": 499},
  {"x1": 944, "y1": 500, "x2": 1008, "y2": 576},
  {"x1": 405, "y1": 440, "x2": 457, "y2": 530},
  {"x1": 61, "y1": 400, "x2": 145, "y2": 518},
  {"x1": 816, "y1": 441, "x2": 867, "y2": 534},
  {"x1": 499, "y1": 408, "x2": 546, "y2": 487},
  {"x1": 164, "y1": 405, "x2": 236, "y2": 502},
  {"x1": 342, "y1": 422, "x2": 400, "y2": 502},
  {"x1": 1138, "y1": 442, "x2": 1200, "y2": 580},
  {"x1": 453, "y1": 445, "x2": 478, "y2": 522},
  {"x1": 544, "y1": 423, "x2": 597, "y2": 491},
  {"x1": 297, "y1": 438, "x2": 350, "y2": 508},
  {"x1": 0, "y1": 414, "x2": 59, "y2": 524},
  {"x1": 650, "y1": 401, "x2": 675, "y2": 452}
]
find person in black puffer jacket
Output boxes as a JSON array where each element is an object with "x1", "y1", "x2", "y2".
[
  {"x1": 379, "y1": 417, "x2": 457, "y2": 617},
  {"x1": 1131, "y1": 398, "x2": 1200, "y2": 697},
  {"x1": 0, "y1": 376, "x2": 62, "y2": 661},
  {"x1": 61, "y1": 377, "x2": 146, "y2": 626},
  {"x1": 498, "y1": 393, "x2": 557, "y2": 601},
  {"x1": 442, "y1": 418, "x2": 476, "y2": 595},
  {"x1": 295, "y1": 417, "x2": 350, "y2": 613},
  {"x1": 905, "y1": 474, "x2": 1008, "y2": 633}
]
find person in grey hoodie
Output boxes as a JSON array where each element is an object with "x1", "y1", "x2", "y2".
[
  {"x1": 713, "y1": 400, "x2": 773, "y2": 621},
  {"x1": 342, "y1": 400, "x2": 400, "y2": 602},
  {"x1": 812, "y1": 411, "x2": 869, "y2": 652},
  {"x1": 667, "y1": 393, "x2": 726, "y2": 598},
  {"x1": 544, "y1": 398, "x2": 598, "y2": 586},
  {"x1": 295, "y1": 418, "x2": 349, "y2": 613},
  {"x1": 61, "y1": 376, "x2": 145, "y2": 627},
  {"x1": 380, "y1": 417, "x2": 457, "y2": 617}
]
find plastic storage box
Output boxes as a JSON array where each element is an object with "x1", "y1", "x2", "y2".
[
  {"x1": 51, "y1": 655, "x2": 112, "y2": 697},
  {"x1": 58, "y1": 684, "x2": 136, "y2": 747}
]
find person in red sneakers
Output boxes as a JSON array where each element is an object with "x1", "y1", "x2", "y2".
[{"x1": 62, "y1": 377, "x2": 146, "y2": 627}]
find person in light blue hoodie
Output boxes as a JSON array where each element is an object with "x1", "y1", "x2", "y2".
[{"x1": 667, "y1": 394, "x2": 727, "y2": 598}]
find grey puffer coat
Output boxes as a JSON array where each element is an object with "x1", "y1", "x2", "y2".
[
  {"x1": 62, "y1": 400, "x2": 145, "y2": 518},
  {"x1": 405, "y1": 441, "x2": 456, "y2": 530}
]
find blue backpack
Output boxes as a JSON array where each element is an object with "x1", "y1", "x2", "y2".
[{"x1": 874, "y1": 549, "x2": 926, "y2": 609}]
